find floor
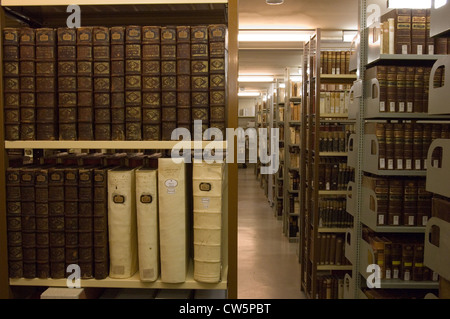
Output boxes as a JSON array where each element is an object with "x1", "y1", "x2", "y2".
[{"x1": 237, "y1": 165, "x2": 306, "y2": 299}]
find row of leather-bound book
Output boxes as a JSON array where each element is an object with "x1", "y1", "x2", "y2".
[
  {"x1": 6, "y1": 152, "x2": 225, "y2": 284},
  {"x1": 3, "y1": 24, "x2": 227, "y2": 142}
]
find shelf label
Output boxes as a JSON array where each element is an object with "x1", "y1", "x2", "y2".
[
  {"x1": 405, "y1": 159, "x2": 412, "y2": 170},
  {"x1": 415, "y1": 159, "x2": 421, "y2": 170},
  {"x1": 407, "y1": 102, "x2": 413, "y2": 113},
  {"x1": 379, "y1": 102, "x2": 385, "y2": 112},
  {"x1": 398, "y1": 102, "x2": 405, "y2": 112}
]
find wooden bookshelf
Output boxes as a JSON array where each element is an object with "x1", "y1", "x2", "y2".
[{"x1": 0, "y1": 0, "x2": 239, "y2": 299}]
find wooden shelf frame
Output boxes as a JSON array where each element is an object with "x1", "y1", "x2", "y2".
[{"x1": 0, "y1": 0, "x2": 239, "y2": 299}]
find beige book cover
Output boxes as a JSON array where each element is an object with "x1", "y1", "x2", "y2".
[
  {"x1": 107, "y1": 167, "x2": 138, "y2": 279},
  {"x1": 136, "y1": 167, "x2": 159, "y2": 282},
  {"x1": 158, "y1": 158, "x2": 189, "y2": 283},
  {"x1": 192, "y1": 162, "x2": 225, "y2": 283}
]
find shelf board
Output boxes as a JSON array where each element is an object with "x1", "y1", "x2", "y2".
[
  {"x1": 10, "y1": 262, "x2": 228, "y2": 290},
  {"x1": 318, "y1": 190, "x2": 351, "y2": 195},
  {"x1": 364, "y1": 112, "x2": 450, "y2": 120},
  {"x1": 362, "y1": 168, "x2": 427, "y2": 177},
  {"x1": 319, "y1": 113, "x2": 349, "y2": 118},
  {"x1": 317, "y1": 228, "x2": 348, "y2": 233},
  {"x1": 317, "y1": 265, "x2": 353, "y2": 271},
  {"x1": 367, "y1": 54, "x2": 446, "y2": 67},
  {"x1": 320, "y1": 74, "x2": 357, "y2": 80},
  {"x1": 359, "y1": 276, "x2": 439, "y2": 290},
  {"x1": 4, "y1": 140, "x2": 227, "y2": 150},
  {"x1": 360, "y1": 223, "x2": 427, "y2": 233},
  {"x1": 318, "y1": 152, "x2": 348, "y2": 157}
]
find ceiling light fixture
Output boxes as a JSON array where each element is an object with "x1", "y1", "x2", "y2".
[
  {"x1": 238, "y1": 30, "x2": 312, "y2": 42},
  {"x1": 387, "y1": 0, "x2": 431, "y2": 8},
  {"x1": 238, "y1": 75, "x2": 275, "y2": 82},
  {"x1": 238, "y1": 91, "x2": 261, "y2": 97},
  {"x1": 266, "y1": 0, "x2": 284, "y2": 5}
]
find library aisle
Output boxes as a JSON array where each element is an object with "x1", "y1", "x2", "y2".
[{"x1": 237, "y1": 165, "x2": 306, "y2": 299}]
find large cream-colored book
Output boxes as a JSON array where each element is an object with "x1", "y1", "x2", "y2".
[
  {"x1": 136, "y1": 167, "x2": 159, "y2": 282},
  {"x1": 158, "y1": 158, "x2": 189, "y2": 283},
  {"x1": 107, "y1": 167, "x2": 138, "y2": 279},
  {"x1": 192, "y1": 162, "x2": 226, "y2": 283}
]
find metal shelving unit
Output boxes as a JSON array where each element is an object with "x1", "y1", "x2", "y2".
[
  {"x1": 299, "y1": 29, "x2": 356, "y2": 299},
  {"x1": 0, "y1": 0, "x2": 239, "y2": 299},
  {"x1": 344, "y1": 0, "x2": 446, "y2": 299}
]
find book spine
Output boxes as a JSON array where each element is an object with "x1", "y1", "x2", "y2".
[
  {"x1": 413, "y1": 66, "x2": 424, "y2": 113},
  {"x1": 388, "y1": 179, "x2": 403, "y2": 226},
  {"x1": 158, "y1": 158, "x2": 189, "y2": 283},
  {"x1": 110, "y1": 26, "x2": 126, "y2": 141},
  {"x1": 376, "y1": 123, "x2": 386, "y2": 169},
  {"x1": 387, "y1": 66, "x2": 397, "y2": 112},
  {"x1": 422, "y1": 124, "x2": 432, "y2": 170},
  {"x1": 373, "y1": 177, "x2": 389, "y2": 225},
  {"x1": 191, "y1": 26, "x2": 209, "y2": 139},
  {"x1": 93, "y1": 167, "x2": 109, "y2": 279},
  {"x1": 403, "y1": 179, "x2": 417, "y2": 226},
  {"x1": 417, "y1": 179, "x2": 432, "y2": 226},
  {"x1": 385, "y1": 123, "x2": 395, "y2": 170},
  {"x1": 413, "y1": 123, "x2": 423, "y2": 170},
  {"x1": 209, "y1": 24, "x2": 227, "y2": 137},
  {"x1": 388, "y1": 18, "x2": 395, "y2": 54},
  {"x1": 19, "y1": 28, "x2": 36, "y2": 141},
  {"x1": 176, "y1": 26, "x2": 191, "y2": 135},
  {"x1": 136, "y1": 168, "x2": 160, "y2": 282},
  {"x1": 412, "y1": 244, "x2": 424, "y2": 281},
  {"x1": 64, "y1": 167, "x2": 79, "y2": 276},
  {"x1": 435, "y1": 38, "x2": 448, "y2": 55},
  {"x1": 192, "y1": 162, "x2": 224, "y2": 283},
  {"x1": 107, "y1": 168, "x2": 138, "y2": 279},
  {"x1": 6, "y1": 167, "x2": 23, "y2": 278},
  {"x1": 396, "y1": 9, "x2": 412, "y2": 54},
  {"x1": 77, "y1": 27, "x2": 94, "y2": 141},
  {"x1": 394, "y1": 123, "x2": 404, "y2": 170},
  {"x1": 35, "y1": 28, "x2": 57, "y2": 141},
  {"x1": 48, "y1": 167, "x2": 66, "y2": 278},
  {"x1": 404, "y1": 123, "x2": 413, "y2": 170},
  {"x1": 78, "y1": 167, "x2": 95, "y2": 279},
  {"x1": 142, "y1": 26, "x2": 161, "y2": 141},
  {"x1": 3, "y1": 28, "x2": 21, "y2": 141},
  {"x1": 402, "y1": 244, "x2": 414, "y2": 281},
  {"x1": 93, "y1": 27, "x2": 111, "y2": 141},
  {"x1": 405, "y1": 66, "x2": 415, "y2": 112},
  {"x1": 34, "y1": 168, "x2": 50, "y2": 278},
  {"x1": 20, "y1": 167, "x2": 36, "y2": 278},
  {"x1": 423, "y1": 66, "x2": 431, "y2": 113},
  {"x1": 411, "y1": 9, "x2": 426, "y2": 55},
  {"x1": 125, "y1": 26, "x2": 142, "y2": 141},
  {"x1": 376, "y1": 66, "x2": 387, "y2": 112},
  {"x1": 57, "y1": 28, "x2": 77, "y2": 140},
  {"x1": 396, "y1": 66, "x2": 406, "y2": 112},
  {"x1": 161, "y1": 26, "x2": 178, "y2": 140}
]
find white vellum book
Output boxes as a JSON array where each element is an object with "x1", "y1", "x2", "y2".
[
  {"x1": 107, "y1": 167, "x2": 138, "y2": 279},
  {"x1": 192, "y1": 162, "x2": 225, "y2": 283},
  {"x1": 158, "y1": 158, "x2": 188, "y2": 283},
  {"x1": 136, "y1": 167, "x2": 159, "y2": 282}
]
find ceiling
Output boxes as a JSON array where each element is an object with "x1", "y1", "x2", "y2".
[{"x1": 237, "y1": 0, "x2": 360, "y2": 91}]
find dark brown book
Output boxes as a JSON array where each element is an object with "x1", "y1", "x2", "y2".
[
  {"x1": 48, "y1": 167, "x2": 65, "y2": 278},
  {"x1": 57, "y1": 28, "x2": 77, "y2": 141},
  {"x1": 411, "y1": 9, "x2": 427, "y2": 55},
  {"x1": 435, "y1": 38, "x2": 448, "y2": 55},
  {"x1": 403, "y1": 123, "x2": 413, "y2": 170},
  {"x1": 110, "y1": 27, "x2": 126, "y2": 141},
  {"x1": 412, "y1": 244, "x2": 424, "y2": 281},
  {"x1": 412, "y1": 123, "x2": 423, "y2": 170},
  {"x1": 413, "y1": 67, "x2": 424, "y2": 113},
  {"x1": 385, "y1": 123, "x2": 395, "y2": 170},
  {"x1": 391, "y1": 243, "x2": 402, "y2": 279},
  {"x1": 422, "y1": 124, "x2": 432, "y2": 170},
  {"x1": 6, "y1": 167, "x2": 23, "y2": 278},
  {"x1": 386, "y1": 66, "x2": 397, "y2": 112},
  {"x1": 363, "y1": 176, "x2": 388, "y2": 225},
  {"x1": 402, "y1": 243, "x2": 414, "y2": 281},
  {"x1": 396, "y1": 66, "x2": 406, "y2": 112},
  {"x1": 403, "y1": 179, "x2": 417, "y2": 226},
  {"x1": 423, "y1": 66, "x2": 431, "y2": 113},
  {"x1": 388, "y1": 179, "x2": 403, "y2": 225},
  {"x1": 394, "y1": 123, "x2": 404, "y2": 170},
  {"x1": 63, "y1": 167, "x2": 79, "y2": 275},
  {"x1": 376, "y1": 123, "x2": 386, "y2": 169},
  {"x1": 34, "y1": 167, "x2": 50, "y2": 279}
]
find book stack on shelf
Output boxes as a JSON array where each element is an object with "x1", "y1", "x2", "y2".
[
  {"x1": 6, "y1": 152, "x2": 226, "y2": 285},
  {"x1": 3, "y1": 24, "x2": 227, "y2": 142}
]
